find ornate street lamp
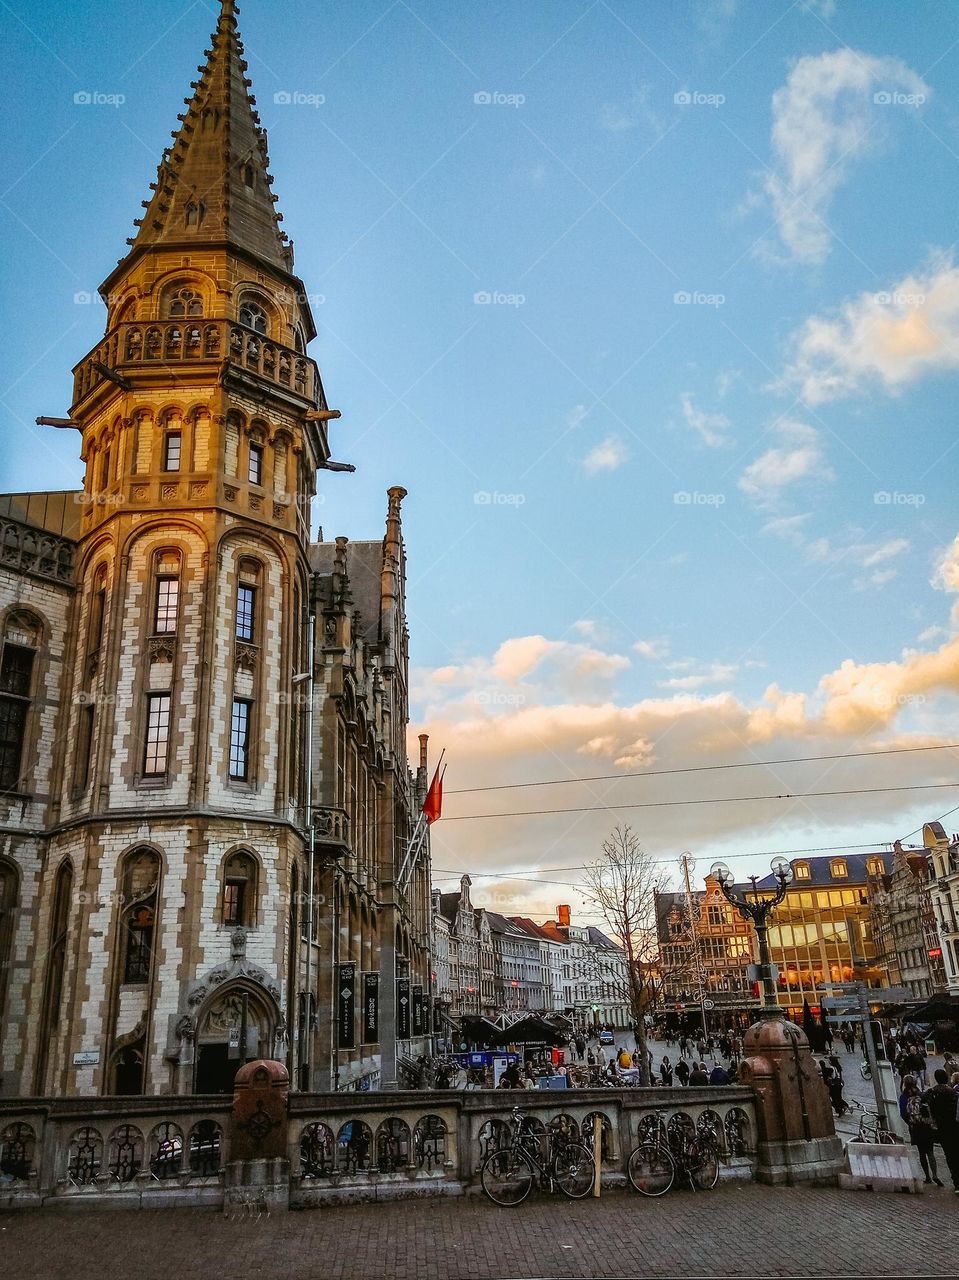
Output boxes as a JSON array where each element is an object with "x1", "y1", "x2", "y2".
[{"x1": 710, "y1": 857, "x2": 794, "y2": 1018}]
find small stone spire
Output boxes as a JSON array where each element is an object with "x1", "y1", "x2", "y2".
[{"x1": 379, "y1": 487, "x2": 407, "y2": 658}]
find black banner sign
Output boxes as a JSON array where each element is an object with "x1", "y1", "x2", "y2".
[
  {"x1": 337, "y1": 962, "x2": 356, "y2": 1050},
  {"x1": 362, "y1": 972, "x2": 379, "y2": 1044},
  {"x1": 412, "y1": 985, "x2": 425, "y2": 1037},
  {"x1": 397, "y1": 977, "x2": 411, "y2": 1040}
]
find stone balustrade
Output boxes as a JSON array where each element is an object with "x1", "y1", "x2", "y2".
[
  {"x1": 71, "y1": 320, "x2": 319, "y2": 409},
  {"x1": 0, "y1": 1085, "x2": 757, "y2": 1210}
]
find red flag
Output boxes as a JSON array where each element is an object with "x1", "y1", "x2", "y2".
[{"x1": 423, "y1": 765, "x2": 443, "y2": 825}]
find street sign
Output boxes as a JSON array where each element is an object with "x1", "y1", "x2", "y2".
[{"x1": 72, "y1": 1050, "x2": 99, "y2": 1066}]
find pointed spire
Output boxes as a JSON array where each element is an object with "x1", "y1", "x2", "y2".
[
  {"x1": 114, "y1": 0, "x2": 293, "y2": 279},
  {"x1": 379, "y1": 486, "x2": 407, "y2": 657}
]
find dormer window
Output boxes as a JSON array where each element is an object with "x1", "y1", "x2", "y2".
[
  {"x1": 184, "y1": 201, "x2": 205, "y2": 228},
  {"x1": 793, "y1": 861, "x2": 811, "y2": 880},
  {"x1": 867, "y1": 857, "x2": 885, "y2": 876},
  {"x1": 239, "y1": 301, "x2": 268, "y2": 334},
  {"x1": 831, "y1": 860, "x2": 848, "y2": 879}
]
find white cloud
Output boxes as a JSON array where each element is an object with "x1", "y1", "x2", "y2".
[
  {"x1": 783, "y1": 254, "x2": 959, "y2": 403},
  {"x1": 657, "y1": 663, "x2": 738, "y2": 690},
  {"x1": 761, "y1": 512, "x2": 812, "y2": 543},
  {"x1": 634, "y1": 638, "x2": 670, "y2": 661},
  {"x1": 764, "y1": 49, "x2": 928, "y2": 264},
  {"x1": 415, "y1": 618, "x2": 959, "y2": 904},
  {"x1": 680, "y1": 392, "x2": 732, "y2": 447},
  {"x1": 738, "y1": 420, "x2": 833, "y2": 504},
  {"x1": 933, "y1": 535, "x2": 959, "y2": 623},
  {"x1": 582, "y1": 436, "x2": 628, "y2": 474}
]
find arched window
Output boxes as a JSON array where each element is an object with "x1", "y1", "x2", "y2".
[
  {"x1": 221, "y1": 851, "x2": 257, "y2": 926},
  {"x1": 152, "y1": 549, "x2": 180, "y2": 635},
  {"x1": 166, "y1": 286, "x2": 203, "y2": 318},
  {"x1": 238, "y1": 300, "x2": 268, "y2": 334},
  {"x1": 235, "y1": 559, "x2": 261, "y2": 642},
  {"x1": 184, "y1": 201, "x2": 205, "y2": 229},
  {"x1": 242, "y1": 162, "x2": 255, "y2": 189},
  {"x1": 0, "y1": 611, "x2": 41, "y2": 793},
  {"x1": 119, "y1": 848, "x2": 160, "y2": 984}
]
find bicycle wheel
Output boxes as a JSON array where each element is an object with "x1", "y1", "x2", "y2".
[
  {"x1": 551, "y1": 1141, "x2": 595, "y2": 1199},
  {"x1": 688, "y1": 1138, "x2": 719, "y2": 1191},
  {"x1": 627, "y1": 1142, "x2": 675, "y2": 1196},
  {"x1": 481, "y1": 1147, "x2": 535, "y2": 1207}
]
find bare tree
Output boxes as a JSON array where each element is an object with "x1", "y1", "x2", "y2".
[{"x1": 583, "y1": 825, "x2": 690, "y2": 1086}]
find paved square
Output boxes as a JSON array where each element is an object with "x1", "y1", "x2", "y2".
[{"x1": 2, "y1": 1183, "x2": 956, "y2": 1280}]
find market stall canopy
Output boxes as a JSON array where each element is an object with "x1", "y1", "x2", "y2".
[{"x1": 489, "y1": 1016, "x2": 569, "y2": 1047}]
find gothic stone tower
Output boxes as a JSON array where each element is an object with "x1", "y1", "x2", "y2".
[{"x1": 25, "y1": 0, "x2": 340, "y2": 1096}]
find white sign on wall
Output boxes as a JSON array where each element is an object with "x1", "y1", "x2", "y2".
[{"x1": 73, "y1": 1051, "x2": 100, "y2": 1067}]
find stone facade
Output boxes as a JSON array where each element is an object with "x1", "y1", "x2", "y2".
[{"x1": 0, "y1": 2, "x2": 431, "y2": 1099}]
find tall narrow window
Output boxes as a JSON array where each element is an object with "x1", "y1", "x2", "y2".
[
  {"x1": 89, "y1": 569, "x2": 107, "y2": 653},
  {"x1": 153, "y1": 551, "x2": 180, "y2": 634},
  {"x1": 143, "y1": 693, "x2": 171, "y2": 776},
  {"x1": 230, "y1": 699, "x2": 252, "y2": 780},
  {"x1": 163, "y1": 432, "x2": 182, "y2": 472},
  {"x1": 74, "y1": 704, "x2": 94, "y2": 790},
  {"x1": 120, "y1": 849, "x2": 160, "y2": 984},
  {"x1": 248, "y1": 443, "x2": 264, "y2": 485},
  {"x1": 222, "y1": 851, "x2": 257, "y2": 925},
  {"x1": 0, "y1": 635, "x2": 36, "y2": 793},
  {"x1": 46, "y1": 861, "x2": 72, "y2": 1025},
  {"x1": 100, "y1": 448, "x2": 112, "y2": 491},
  {"x1": 236, "y1": 584, "x2": 256, "y2": 641}
]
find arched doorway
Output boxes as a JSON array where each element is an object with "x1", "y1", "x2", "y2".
[{"x1": 194, "y1": 983, "x2": 277, "y2": 1094}]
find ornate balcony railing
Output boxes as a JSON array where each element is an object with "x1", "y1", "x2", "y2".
[{"x1": 72, "y1": 320, "x2": 319, "y2": 409}]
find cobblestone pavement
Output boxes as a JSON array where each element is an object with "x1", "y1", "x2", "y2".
[{"x1": 2, "y1": 1182, "x2": 957, "y2": 1280}]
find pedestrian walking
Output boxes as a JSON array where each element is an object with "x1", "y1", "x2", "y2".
[
  {"x1": 899, "y1": 1074, "x2": 942, "y2": 1187},
  {"x1": 659, "y1": 1056, "x2": 673, "y2": 1086},
  {"x1": 689, "y1": 1061, "x2": 709, "y2": 1087},
  {"x1": 676, "y1": 1058, "x2": 690, "y2": 1087},
  {"x1": 574, "y1": 1036, "x2": 586, "y2": 1061},
  {"x1": 922, "y1": 1068, "x2": 959, "y2": 1192},
  {"x1": 708, "y1": 1061, "x2": 730, "y2": 1086}
]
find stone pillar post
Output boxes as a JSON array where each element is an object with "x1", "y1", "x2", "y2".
[
  {"x1": 226, "y1": 1058, "x2": 290, "y2": 1213},
  {"x1": 739, "y1": 1015, "x2": 844, "y2": 1185}
]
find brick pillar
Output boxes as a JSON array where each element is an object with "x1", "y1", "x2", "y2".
[
  {"x1": 226, "y1": 1058, "x2": 290, "y2": 1212},
  {"x1": 739, "y1": 1015, "x2": 844, "y2": 1185}
]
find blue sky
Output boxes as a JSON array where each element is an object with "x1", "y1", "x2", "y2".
[{"x1": 3, "y1": 0, "x2": 959, "y2": 917}]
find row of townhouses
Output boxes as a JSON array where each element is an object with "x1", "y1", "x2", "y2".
[
  {"x1": 655, "y1": 829, "x2": 959, "y2": 1023},
  {"x1": 431, "y1": 877, "x2": 632, "y2": 1029}
]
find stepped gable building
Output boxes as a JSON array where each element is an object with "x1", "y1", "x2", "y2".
[{"x1": 0, "y1": 0, "x2": 432, "y2": 1098}]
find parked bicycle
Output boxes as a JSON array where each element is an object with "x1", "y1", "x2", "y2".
[
  {"x1": 626, "y1": 1111, "x2": 719, "y2": 1197},
  {"x1": 855, "y1": 1111, "x2": 896, "y2": 1145},
  {"x1": 481, "y1": 1108, "x2": 595, "y2": 1206}
]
